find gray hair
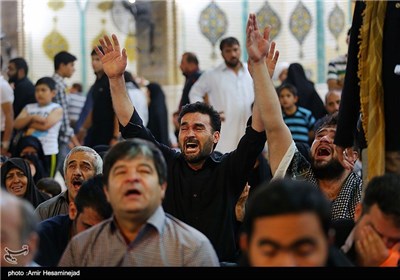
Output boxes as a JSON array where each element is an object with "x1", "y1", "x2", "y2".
[
  {"x1": 63, "y1": 146, "x2": 103, "y2": 175},
  {"x1": 0, "y1": 190, "x2": 38, "y2": 244}
]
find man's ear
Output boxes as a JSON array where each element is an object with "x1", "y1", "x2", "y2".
[
  {"x1": 213, "y1": 131, "x2": 220, "y2": 144},
  {"x1": 354, "y1": 202, "x2": 362, "y2": 222},
  {"x1": 69, "y1": 201, "x2": 77, "y2": 220},
  {"x1": 239, "y1": 233, "x2": 249, "y2": 252},
  {"x1": 103, "y1": 186, "x2": 110, "y2": 203}
]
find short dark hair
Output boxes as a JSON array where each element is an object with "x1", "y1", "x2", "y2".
[
  {"x1": 277, "y1": 83, "x2": 298, "y2": 97},
  {"x1": 35, "y1": 77, "x2": 56, "y2": 91},
  {"x1": 315, "y1": 111, "x2": 339, "y2": 133},
  {"x1": 9, "y1": 57, "x2": 29, "y2": 76},
  {"x1": 183, "y1": 52, "x2": 199, "y2": 65},
  {"x1": 54, "y1": 51, "x2": 77, "y2": 71},
  {"x1": 36, "y1": 177, "x2": 62, "y2": 197},
  {"x1": 219, "y1": 37, "x2": 240, "y2": 51},
  {"x1": 91, "y1": 46, "x2": 103, "y2": 56},
  {"x1": 103, "y1": 139, "x2": 167, "y2": 186},
  {"x1": 178, "y1": 102, "x2": 221, "y2": 133},
  {"x1": 72, "y1": 83, "x2": 82, "y2": 92},
  {"x1": 243, "y1": 179, "x2": 331, "y2": 238},
  {"x1": 362, "y1": 173, "x2": 400, "y2": 228},
  {"x1": 75, "y1": 174, "x2": 112, "y2": 220}
]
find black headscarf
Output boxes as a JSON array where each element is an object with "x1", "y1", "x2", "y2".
[
  {"x1": 146, "y1": 83, "x2": 170, "y2": 146},
  {"x1": 12, "y1": 135, "x2": 49, "y2": 178},
  {"x1": 1, "y1": 158, "x2": 50, "y2": 208},
  {"x1": 284, "y1": 63, "x2": 327, "y2": 119}
]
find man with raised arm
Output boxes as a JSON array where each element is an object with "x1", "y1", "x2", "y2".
[
  {"x1": 246, "y1": 13, "x2": 361, "y2": 221},
  {"x1": 93, "y1": 34, "x2": 278, "y2": 263}
]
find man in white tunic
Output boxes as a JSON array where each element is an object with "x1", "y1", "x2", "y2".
[{"x1": 189, "y1": 37, "x2": 254, "y2": 154}]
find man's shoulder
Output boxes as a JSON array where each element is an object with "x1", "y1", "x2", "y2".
[
  {"x1": 35, "y1": 192, "x2": 68, "y2": 216},
  {"x1": 38, "y1": 215, "x2": 70, "y2": 236},
  {"x1": 70, "y1": 218, "x2": 112, "y2": 245},
  {"x1": 16, "y1": 77, "x2": 35, "y2": 89}
]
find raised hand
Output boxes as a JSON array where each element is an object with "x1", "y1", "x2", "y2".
[
  {"x1": 246, "y1": 13, "x2": 270, "y2": 64},
  {"x1": 95, "y1": 34, "x2": 127, "y2": 79},
  {"x1": 266, "y1": 41, "x2": 279, "y2": 78}
]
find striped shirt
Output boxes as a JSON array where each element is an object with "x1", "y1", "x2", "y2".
[
  {"x1": 52, "y1": 73, "x2": 74, "y2": 144},
  {"x1": 67, "y1": 93, "x2": 86, "y2": 123},
  {"x1": 327, "y1": 54, "x2": 347, "y2": 83},
  {"x1": 283, "y1": 106, "x2": 315, "y2": 144},
  {"x1": 58, "y1": 206, "x2": 219, "y2": 267}
]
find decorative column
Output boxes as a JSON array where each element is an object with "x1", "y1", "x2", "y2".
[{"x1": 316, "y1": 0, "x2": 325, "y2": 83}]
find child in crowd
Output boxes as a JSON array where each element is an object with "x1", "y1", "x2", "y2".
[
  {"x1": 278, "y1": 83, "x2": 315, "y2": 147},
  {"x1": 14, "y1": 77, "x2": 63, "y2": 177}
]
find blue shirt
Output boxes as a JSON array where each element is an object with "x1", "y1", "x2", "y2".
[{"x1": 35, "y1": 214, "x2": 72, "y2": 267}]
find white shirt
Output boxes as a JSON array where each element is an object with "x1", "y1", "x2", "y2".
[
  {"x1": 25, "y1": 102, "x2": 62, "y2": 155},
  {"x1": 189, "y1": 63, "x2": 254, "y2": 153},
  {"x1": 1, "y1": 75, "x2": 14, "y2": 131},
  {"x1": 126, "y1": 81, "x2": 149, "y2": 126}
]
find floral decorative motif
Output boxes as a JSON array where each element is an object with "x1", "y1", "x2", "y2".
[
  {"x1": 42, "y1": 17, "x2": 69, "y2": 60},
  {"x1": 98, "y1": 1, "x2": 113, "y2": 12},
  {"x1": 199, "y1": 1, "x2": 228, "y2": 59},
  {"x1": 256, "y1": 1, "x2": 282, "y2": 41},
  {"x1": 47, "y1": 0, "x2": 65, "y2": 11},
  {"x1": 289, "y1": 1, "x2": 312, "y2": 58},
  {"x1": 328, "y1": 3, "x2": 345, "y2": 52}
]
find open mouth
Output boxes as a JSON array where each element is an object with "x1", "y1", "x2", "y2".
[
  {"x1": 316, "y1": 147, "x2": 331, "y2": 157},
  {"x1": 11, "y1": 185, "x2": 23, "y2": 192},
  {"x1": 124, "y1": 189, "x2": 141, "y2": 197},
  {"x1": 185, "y1": 139, "x2": 199, "y2": 153},
  {"x1": 72, "y1": 178, "x2": 83, "y2": 189}
]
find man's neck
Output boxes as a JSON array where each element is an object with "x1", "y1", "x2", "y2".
[
  {"x1": 187, "y1": 160, "x2": 205, "y2": 171},
  {"x1": 226, "y1": 62, "x2": 242, "y2": 74},
  {"x1": 283, "y1": 105, "x2": 297, "y2": 115},
  {"x1": 318, "y1": 169, "x2": 351, "y2": 201},
  {"x1": 114, "y1": 214, "x2": 148, "y2": 244}
]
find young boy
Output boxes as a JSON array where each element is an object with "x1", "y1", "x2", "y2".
[
  {"x1": 278, "y1": 83, "x2": 315, "y2": 146},
  {"x1": 14, "y1": 77, "x2": 63, "y2": 177}
]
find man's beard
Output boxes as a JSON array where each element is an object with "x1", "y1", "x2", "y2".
[
  {"x1": 8, "y1": 75, "x2": 18, "y2": 84},
  {"x1": 180, "y1": 139, "x2": 214, "y2": 164},
  {"x1": 225, "y1": 58, "x2": 240, "y2": 68},
  {"x1": 311, "y1": 158, "x2": 345, "y2": 180}
]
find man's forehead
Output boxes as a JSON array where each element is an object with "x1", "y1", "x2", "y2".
[
  {"x1": 69, "y1": 151, "x2": 95, "y2": 161},
  {"x1": 181, "y1": 112, "x2": 211, "y2": 123},
  {"x1": 316, "y1": 126, "x2": 336, "y2": 134}
]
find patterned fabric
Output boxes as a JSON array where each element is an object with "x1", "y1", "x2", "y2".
[
  {"x1": 283, "y1": 106, "x2": 315, "y2": 144},
  {"x1": 66, "y1": 94, "x2": 86, "y2": 123},
  {"x1": 358, "y1": 1, "x2": 387, "y2": 180},
  {"x1": 52, "y1": 73, "x2": 74, "y2": 144},
  {"x1": 287, "y1": 151, "x2": 362, "y2": 220},
  {"x1": 58, "y1": 206, "x2": 219, "y2": 266}
]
